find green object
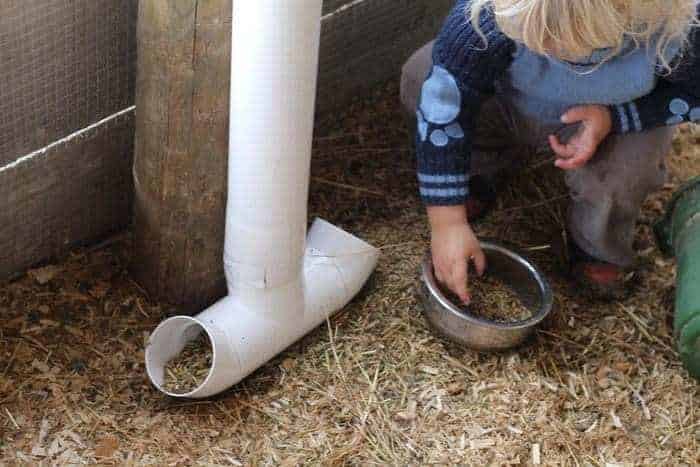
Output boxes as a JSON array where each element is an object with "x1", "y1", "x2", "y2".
[{"x1": 655, "y1": 176, "x2": 700, "y2": 380}]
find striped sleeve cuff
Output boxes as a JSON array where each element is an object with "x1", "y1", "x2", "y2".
[
  {"x1": 418, "y1": 173, "x2": 469, "y2": 205},
  {"x1": 610, "y1": 102, "x2": 643, "y2": 134}
]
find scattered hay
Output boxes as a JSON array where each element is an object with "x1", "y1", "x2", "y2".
[
  {"x1": 162, "y1": 333, "x2": 212, "y2": 394},
  {"x1": 1, "y1": 84, "x2": 699, "y2": 465}
]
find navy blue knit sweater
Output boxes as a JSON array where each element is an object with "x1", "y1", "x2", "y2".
[{"x1": 417, "y1": 0, "x2": 700, "y2": 206}]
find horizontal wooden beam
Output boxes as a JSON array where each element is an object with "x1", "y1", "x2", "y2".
[{"x1": 0, "y1": 111, "x2": 134, "y2": 280}]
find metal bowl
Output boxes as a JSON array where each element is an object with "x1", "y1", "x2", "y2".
[{"x1": 419, "y1": 240, "x2": 553, "y2": 351}]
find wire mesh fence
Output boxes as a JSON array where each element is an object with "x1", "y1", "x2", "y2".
[{"x1": 0, "y1": 0, "x2": 137, "y2": 166}]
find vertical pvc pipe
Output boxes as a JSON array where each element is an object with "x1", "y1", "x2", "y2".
[
  {"x1": 144, "y1": 1, "x2": 379, "y2": 398},
  {"x1": 224, "y1": 0, "x2": 323, "y2": 305}
]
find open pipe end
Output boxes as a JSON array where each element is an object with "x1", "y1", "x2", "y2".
[
  {"x1": 307, "y1": 218, "x2": 379, "y2": 258},
  {"x1": 143, "y1": 220, "x2": 380, "y2": 399},
  {"x1": 145, "y1": 316, "x2": 217, "y2": 398}
]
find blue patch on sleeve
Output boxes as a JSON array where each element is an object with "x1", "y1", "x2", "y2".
[
  {"x1": 417, "y1": 110, "x2": 428, "y2": 142},
  {"x1": 666, "y1": 114, "x2": 685, "y2": 126},
  {"x1": 445, "y1": 122, "x2": 465, "y2": 139},
  {"x1": 689, "y1": 108, "x2": 700, "y2": 122},
  {"x1": 419, "y1": 66, "x2": 462, "y2": 125},
  {"x1": 669, "y1": 98, "x2": 690, "y2": 116},
  {"x1": 430, "y1": 129, "x2": 450, "y2": 147}
]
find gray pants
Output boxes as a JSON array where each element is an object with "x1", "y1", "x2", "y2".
[{"x1": 401, "y1": 42, "x2": 674, "y2": 267}]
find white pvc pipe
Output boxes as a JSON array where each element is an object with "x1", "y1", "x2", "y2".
[{"x1": 145, "y1": 0, "x2": 379, "y2": 398}]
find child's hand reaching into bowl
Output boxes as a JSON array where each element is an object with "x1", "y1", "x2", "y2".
[
  {"x1": 548, "y1": 104, "x2": 612, "y2": 170},
  {"x1": 427, "y1": 206, "x2": 486, "y2": 305}
]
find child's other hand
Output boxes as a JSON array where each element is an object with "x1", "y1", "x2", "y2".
[
  {"x1": 548, "y1": 105, "x2": 612, "y2": 170},
  {"x1": 427, "y1": 206, "x2": 486, "y2": 305}
]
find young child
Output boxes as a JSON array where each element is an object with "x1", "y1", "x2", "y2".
[{"x1": 401, "y1": 0, "x2": 699, "y2": 302}]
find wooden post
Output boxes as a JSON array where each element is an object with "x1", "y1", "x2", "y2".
[
  {"x1": 132, "y1": 0, "x2": 231, "y2": 311},
  {"x1": 132, "y1": 0, "x2": 452, "y2": 311}
]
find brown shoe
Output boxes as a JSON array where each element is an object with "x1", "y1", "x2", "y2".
[{"x1": 569, "y1": 243, "x2": 635, "y2": 301}]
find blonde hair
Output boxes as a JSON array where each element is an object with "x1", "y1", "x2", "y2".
[{"x1": 470, "y1": 0, "x2": 698, "y2": 71}]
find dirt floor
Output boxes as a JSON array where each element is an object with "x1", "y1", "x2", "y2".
[{"x1": 2, "y1": 83, "x2": 700, "y2": 466}]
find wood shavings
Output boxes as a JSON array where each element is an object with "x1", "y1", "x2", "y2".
[
  {"x1": 610, "y1": 410, "x2": 624, "y2": 429},
  {"x1": 27, "y1": 265, "x2": 62, "y2": 285},
  {"x1": 30, "y1": 418, "x2": 50, "y2": 456},
  {"x1": 470, "y1": 438, "x2": 496, "y2": 450},
  {"x1": 1, "y1": 86, "x2": 698, "y2": 465},
  {"x1": 632, "y1": 388, "x2": 652, "y2": 421},
  {"x1": 506, "y1": 425, "x2": 523, "y2": 435},
  {"x1": 4, "y1": 409, "x2": 20, "y2": 430},
  {"x1": 395, "y1": 400, "x2": 417, "y2": 422},
  {"x1": 573, "y1": 412, "x2": 598, "y2": 432},
  {"x1": 532, "y1": 443, "x2": 541, "y2": 465},
  {"x1": 94, "y1": 435, "x2": 119, "y2": 458},
  {"x1": 418, "y1": 365, "x2": 440, "y2": 376},
  {"x1": 162, "y1": 334, "x2": 212, "y2": 394}
]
